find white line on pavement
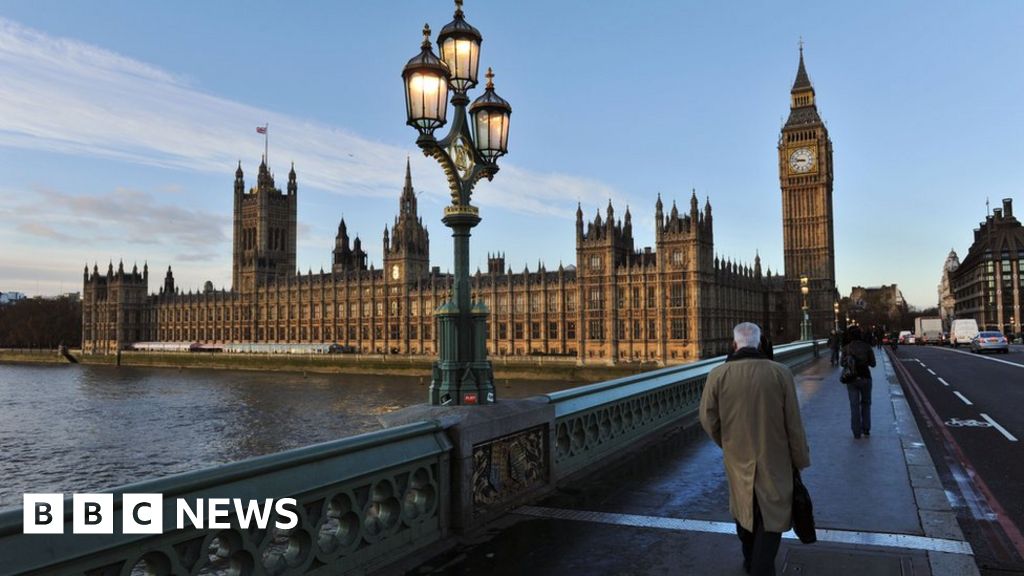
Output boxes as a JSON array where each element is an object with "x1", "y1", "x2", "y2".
[
  {"x1": 933, "y1": 346, "x2": 1024, "y2": 368},
  {"x1": 980, "y1": 413, "x2": 1019, "y2": 442},
  {"x1": 515, "y1": 505, "x2": 974, "y2": 556},
  {"x1": 927, "y1": 368, "x2": 936, "y2": 375},
  {"x1": 953, "y1": 391, "x2": 973, "y2": 406},
  {"x1": 937, "y1": 377, "x2": 950, "y2": 387}
]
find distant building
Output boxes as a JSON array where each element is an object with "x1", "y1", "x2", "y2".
[
  {"x1": 82, "y1": 49, "x2": 837, "y2": 362},
  {"x1": 950, "y1": 198, "x2": 1022, "y2": 335},
  {"x1": 847, "y1": 285, "x2": 907, "y2": 329},
  {"x1": 0, "y1": 292, "x2": 26, "y2": 305},
  {"x1": 937, "y1": 250, "x2": 959, "y2": 327}
]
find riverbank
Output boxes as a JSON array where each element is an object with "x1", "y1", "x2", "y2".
[{"x1": 0, "y1": 349, "x2": 662, "y2": 383}]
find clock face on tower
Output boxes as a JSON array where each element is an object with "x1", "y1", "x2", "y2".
[
  {"x1": 391, "y1": 264, "x2": 400, "y2": 280},
  {"x1": 788, "y1": 147, "x2": 816, "y2": 173}
]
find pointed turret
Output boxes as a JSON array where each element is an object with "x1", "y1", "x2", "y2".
[
  {"x1": 792, "y1": 44, "x2": 811, "y2": 92},
  {"x1": 576, "y1": 202, "x2": 584, "y2": 239},
  {"x1": 401, "y1": 157, "x2": 417, "y2": 215},
  {"x1": 234, "y1": 161, "x2": 245, "y2": 195},
  {"x1": 690, "y1": 189, "x2": 699, "y2": 216},
  {"x1": 287, "y1": 162, "x2": 297, "y2": 195}
]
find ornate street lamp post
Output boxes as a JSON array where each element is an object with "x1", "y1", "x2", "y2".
[
  {"x1": 833, "y1": 301, "x2": 840, "y2": 333},
  {"x1": 402, "y1": 0, "x2": 511, "y2": 406},
  {"x1": 800, "y1": 276, "x2": 811, "y2": 341}
]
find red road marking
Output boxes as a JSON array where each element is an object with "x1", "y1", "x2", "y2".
[{"x1": 890, "y1": 349, "x2": 1024, "y2": 562}]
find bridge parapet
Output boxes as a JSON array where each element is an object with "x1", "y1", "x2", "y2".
[
  {"x1": 0, "y1": 421, "x2": 451, "y2": 576},
  {"x1": 0, "y1": 341, "x2": 821, "y2": 575}
]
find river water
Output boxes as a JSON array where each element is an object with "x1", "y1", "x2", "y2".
[{"x1": 0, "y1": 363, "x2": 571, "y2": 510}]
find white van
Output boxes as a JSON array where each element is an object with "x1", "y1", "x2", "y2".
[{"x1": 950, "y1": 319, "x2": 980, "y2": 348}]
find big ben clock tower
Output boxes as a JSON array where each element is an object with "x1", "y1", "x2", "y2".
[{"x1": 779, "y1": 46, "x2": 836, "y2": 339}]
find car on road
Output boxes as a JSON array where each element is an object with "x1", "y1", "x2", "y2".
[{"x1": 970, "y1": 331, "x2": 1009, "y2": 354}]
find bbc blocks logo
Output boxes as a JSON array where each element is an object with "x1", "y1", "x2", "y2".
[{"x1": 23, "y1": 494, "x2": 298, "y2": 534}]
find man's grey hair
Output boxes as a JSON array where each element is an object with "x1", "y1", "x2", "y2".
[{"x1": 733, "y1": 322, "x2": 762, "y2": 349}]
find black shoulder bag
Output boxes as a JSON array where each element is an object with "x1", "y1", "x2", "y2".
[{"x1": 792, "y1": 468, "x2": 817, "y2": 544}]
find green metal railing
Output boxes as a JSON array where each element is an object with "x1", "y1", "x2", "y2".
[
  {"x1": 547, "y1": 340, "x2": 821, "y2": 479},
  {"x1": 0, "y1": 422, "x2": 451, "y2": 576}
]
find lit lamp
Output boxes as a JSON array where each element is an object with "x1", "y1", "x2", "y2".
[
  {"x1": 403, "y1": 25, "x2": 451, "y2": 136},
  {"x1": 800, "y1": 276, "x2": 811, "y2": 341},
  {"x1": 470, "y1": 69, "x2": 511, "y2": 162},
  {"x1": 833, "y1": 301, "x2": 840, "y2": 333},
  {"x1": 403, "y1": 0, "x2": 512, "y2": 406}
]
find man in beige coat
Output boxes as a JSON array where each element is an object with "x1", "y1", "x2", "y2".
[{"x1": 700, "y1": 322, "x2": 811, "y2": 576}]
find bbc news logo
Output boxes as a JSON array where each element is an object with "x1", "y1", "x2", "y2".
[{"x1": 23, "y1": 494, "x2": 298, "y2": 534}]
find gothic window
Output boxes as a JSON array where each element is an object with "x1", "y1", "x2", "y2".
[
  {"x1": 588, "y1": 287, "x2": 603, "y2": 310},
  {"x1": 616, "y1": 288, "x2": 624, "y2": 308},
  {"x1": 566, "y1": 293, "x2": 577, "y2": 312},
  {"x1": 670, "y1": 284, "x2": 683, "y2": 307},
  {"x1": 411, "y1": 301, "x2": 419, "y2": 316},
  {"x1": 375, "y1": 302, "x2": 384, "y2": 316},
  {"x1": 548, "y1": 322, "x2": 558, "y2": 339},
  {"x1": 588, "y1": 320, "x2": 604, "y2": 340},
  {"x1": 632, "y1": 287, "x2": 640, "y2": 308},
  {"x1": 671, "y1": 250, "x2": 683, "y2": 266},
  {"x1": 515, "y1": 295, "x2": 525, "y2": 313},
  {"x1": 547, "y1": 295, "x2": 558, "y2": 313},
  {"x1": 648, "y1": 320, "x2": 656, "y2": 339},
  {"x1": 590, "y1": 255, "x2": 602, "y2": 270},
  {"x1": 530, "y1": 295, "x2": 541, "y2": 313},
  {"x1": 498, "y1": 296, "x2": 508, "y2": 314},
  {"x1": 374, "y1": 325, "x2": 382, "y2": 339},
  {"x1": 410, "y1": 325, "x2": 418, "y2": 339},
  {"x1": 499, "y1": 322, "x2": 508, "y2": 339},
  {"x1": 632, "y1": 320, "x2": 641, "y2": 340},
  {"x1": 616, "y1": 320, "x2": 625, "y2": 340},
  {"x1": 390, "y1": 301, "x2": 398, "y2": 315},
  {"x1": 390, "y1": 325, "x2": 399, "y2": 340},
  {"x1": 362, "y1": 302, "x2": 370, "y2": 316},
  {"x1": 646, "y1": 287, "x2": 656, "y2": 308},
  {"x1": 422, "y1": 325, "x2": 431, "y2": 340},
  {"x1": 514, "y1": 323, "x2": 524, "y2": 340},
  {"x1": 671, "y1": 319, "x2": 684, "y2": 340}
]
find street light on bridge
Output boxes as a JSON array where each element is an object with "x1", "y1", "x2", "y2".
[
  {"x1": 833, "y1": 300, "x2": 840, "y2": 333},
  {"x1": 800, "y1": 276, "x2": 811, "y2": 341},
  {"x1": 402, "y1": 0, "x2": 512, "y2": 406}
]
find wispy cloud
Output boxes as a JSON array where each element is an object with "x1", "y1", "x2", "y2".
[{"x1": 0, "y1": 17, "x2": 622, "y2": 217}]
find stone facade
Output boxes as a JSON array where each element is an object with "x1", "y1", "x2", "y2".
[
  {"x1": 938, "y1": 249, "x2": 960, "y2": 327},
  {"x1": 950, "y1": 198, "x2": 1023, "y2": 335},
  {"x1": 83, "y1": 52, "x2": 834, "y2": 361}
]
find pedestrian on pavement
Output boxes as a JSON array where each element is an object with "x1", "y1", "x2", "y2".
[
  {"x1": 828, "y1": 331, "x2": 841, "y2": 366},
  {"x1": 841, "y1": 325, "x2": 876, "y2": 439},
  {"x1": 759, "y1": 332, "x2": 775, "y2": 360},
  {"x1": 700, "y1": 322, "x2": 811, "y2": 576}
]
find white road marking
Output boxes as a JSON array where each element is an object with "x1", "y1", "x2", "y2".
[
  {"x1": 937, "y1": 377, "x2": 950, "y2": 386},
  {"x1": 980, "y1": 413, "x2": 1019, "y2": 442},
  {"x1": 927, "y1": 368, "x2": 936, "y2": 375},
  {"x1": 953, "y1": 391, "x2": 974, "y2": 406},
  {"x1": 515, "y1": 505, "x2": 974, "y2": 555},
  {"x1": 933, "y1": 346, "x2": 1024, "y2": 368}
]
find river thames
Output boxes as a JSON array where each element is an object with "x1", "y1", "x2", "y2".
[{"x1": 0, "y1": 363, "x2": 570, "y2": 509}]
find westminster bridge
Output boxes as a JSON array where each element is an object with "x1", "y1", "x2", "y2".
[{"x1": 0, "y1": 340, "x2": 983, "y2": 575}]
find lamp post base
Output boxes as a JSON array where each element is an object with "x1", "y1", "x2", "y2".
[{"x1": 429, "y1": 360, "x2": 495, "y2": 406}]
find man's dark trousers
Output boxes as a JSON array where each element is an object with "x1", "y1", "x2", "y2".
[
  {"x1": 735, "y1": 495, "x2": 781, "y2": 576},
  {"x1": 847, "y1": 377, "x2": 872, "y2": 437}
]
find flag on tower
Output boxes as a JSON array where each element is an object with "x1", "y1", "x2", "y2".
[{"x1": 256, "y1": 126, "x2": 267, "y2": 134}]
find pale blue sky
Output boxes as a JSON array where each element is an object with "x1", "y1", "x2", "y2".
[{"x1": 1, "y1": 1, "x2": 1021, "y2": 308}]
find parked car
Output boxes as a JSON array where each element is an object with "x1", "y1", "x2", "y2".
[
  {"x1": 970, "y1": 331, "x2": 1009, "y2": 354},
  {"x1": 328, "y1": 344, "x2": 357, "y2": 354},
  {"x1": 898, "y1": 330, "x2": 912, "y2": 344},
  {"x1": 950, "y1": 319, "x2": 980, "y2": 348}
]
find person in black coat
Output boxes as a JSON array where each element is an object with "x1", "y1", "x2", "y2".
[{"x1": 841, "y1": 326, "x2": 877, "y2": 439}]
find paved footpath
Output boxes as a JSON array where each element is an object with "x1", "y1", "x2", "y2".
[{"x1": 416, "y1": 351, "x2": 979, "y2": 575}]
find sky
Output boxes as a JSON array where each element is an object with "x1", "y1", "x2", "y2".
[{"x1": 0, "y1": 1, "x2": 1021, "y2": 309}]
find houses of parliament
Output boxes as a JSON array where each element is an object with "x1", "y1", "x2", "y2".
[{"x1": 82, "y1": 50, "x2": 838, "y2": 363}]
